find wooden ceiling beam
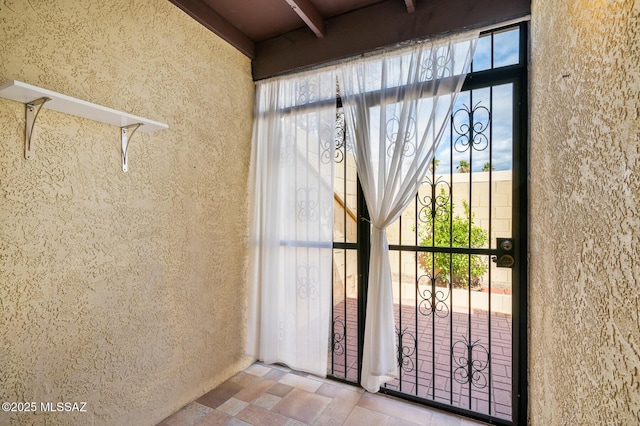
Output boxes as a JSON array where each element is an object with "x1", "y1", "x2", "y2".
[
  {"x1": 404, "y1": 0, "x2": 416, "y2": 13},
  {"x1": 253, "y1": 0, "x2": 530, "y2": 80},
  {"x1": 284, "y1": 0, "x2": 326, "y2": 38},
  {"x1": 169, "y1": 0, "x2": 255, "y2": 58}
]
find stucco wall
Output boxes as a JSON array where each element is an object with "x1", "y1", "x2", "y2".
[
  {"x1": 0, "y1": 1, "x2": 254, "y2": 425},
  {"x1": 530, "y1": 1, "x2": 640, "y2": 424}
]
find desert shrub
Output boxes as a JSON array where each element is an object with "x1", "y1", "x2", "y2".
[{"x1": 417, "y1": 189, "x2": 488, "y2": 289}]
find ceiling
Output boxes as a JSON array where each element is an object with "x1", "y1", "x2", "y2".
[
  {"x1": 201, "y1": 0, "x2": 389, "y2": 42},
  {"x1": 169, "y1": 0, "x2": 530, "y2": 80}
]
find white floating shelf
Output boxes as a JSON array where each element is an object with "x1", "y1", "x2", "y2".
[
  {"x1": 0, "y1": 80, "x2": 168, "y2": 171},
  {"x1": 0, "y1": 80, "x2": 168, "y2": 131}
]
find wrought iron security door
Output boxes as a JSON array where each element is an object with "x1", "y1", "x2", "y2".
[{"x1": 328, "y1": 23, "x2": 528, "y2": 425}]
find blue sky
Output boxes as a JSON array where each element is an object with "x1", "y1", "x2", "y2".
[
  {"x1": 434, "y1": 83, "x2": 514, "y2": 174},
  {"x1": 433, "y1": 27, "x2": 520, "y2": 174},
  {"x1": 337, "y1": 27, "x2": 520, "y2": 175},
  {"x1": 472, "y1": 27, "x2": 520, "y2": 72}
]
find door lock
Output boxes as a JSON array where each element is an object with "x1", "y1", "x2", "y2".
[{"x1": 492, "y1": 238, "x2": 515, "y2": 268}]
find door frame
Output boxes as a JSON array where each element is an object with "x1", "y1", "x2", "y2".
[{"x1": 328, "y1": 21, "x2": 529, "y2": 426}]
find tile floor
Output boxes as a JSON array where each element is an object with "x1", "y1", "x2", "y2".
[{"x1": 157, "y1": 362, "x2": 488, "y2": 426}]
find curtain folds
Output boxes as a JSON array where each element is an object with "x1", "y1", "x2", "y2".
[
  {"x1": 338, "y1": 32, "x2": 478, "y2": 392},
  {"x1": 247, "y1": 69, "x2": 337, "y2": 377},
  {"x1": 248, "y1": 31, "x2": 477, "y2": 388}
]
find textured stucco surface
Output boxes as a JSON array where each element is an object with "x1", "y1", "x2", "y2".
[
  {"x1": 0, "y1": 1, "x2": 254, "y2": 425},
  {"x1": 530, "y1": 1, "x2": 640, "y2": 424}
]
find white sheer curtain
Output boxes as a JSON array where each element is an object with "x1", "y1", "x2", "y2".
[
  {"x1": 247, "y1": 68, "x2": 337, "y2": 376},
  {"x1": 338, "y1": 31, "x2": 478, "y2": 392}
]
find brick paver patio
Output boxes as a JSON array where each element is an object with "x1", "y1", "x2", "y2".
[{"x1": 329, "y1": 297, "x2": 512, "y2": 421}]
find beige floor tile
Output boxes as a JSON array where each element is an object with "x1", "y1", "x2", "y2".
[
  {"x1": 315, "y1": 382, "x2": 344, "y2": 398},
  {"x1": 279, "y1": 373, "x2": 323, "y2": 393},
  {"x1": 236, "y1": 404, "x2": 292, "y2": 426},
  {"x1": 216, "y1": 398, "x2": 250, "y2": 416},
  {"x1": 429, "y1": 410, "x2": 462, "y2": 425},
  {"x1": 229, "y1": 371, "x2": 266, "y2": 389},
  {"x1": 162, "y1": 402, "x2": 214, "y2": 426},
  {"x1": 314, "y1": 387, "x2": 362, "y2": 425},
  {"x1": 264, "y1": 367, "x2": 288, "y2": 381},
  {"x1": 234, "y1": 376, "x2": 276, "y2": 402},
  {"x1": 272, "y1": 388, "x2": 332, "y2": 424},
  {"x1": 343, "y1": 405, "x2": 390, "y2": 426},
  {"x1": 313, "y1": 415, "x2": 345, "y2": 426},
  {"x1": 252, "y1": 393, "x2": 282, "y2": 410},
  {"x1": 358, "y1": 392, "x2": 434, "y2": 424},
  {"x1": 267, "y1": 382, "x2": 294, "y2": 397},
  {"x1": 194, "y1": 409, "x2": 232, "y2": 426},
  {"x1": 284, "y1": 419, "x2": 309, "y2": 426},
  {"x1": 161, "y1": 363, "x2": 491, "y2": 426},
  {"x1": 387, "y1": 416, "x2": 423, "y2": 426},
  {"x1": 226, "y1": 418, "x2": 252, "y2": 426},
  {"x1": 196, "y1": 380, "x2": 244, "y2": 409},
  {"x1": 245, "y1": 363, "x2": 271, "y2": 377}
]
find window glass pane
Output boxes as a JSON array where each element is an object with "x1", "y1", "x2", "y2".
[
  {"x1": 493, "y1": 27, "x2": 520, "y2": 68},
  {"x1": 491, "y1": 84, "x2": 513, "y2": 171},
  {"x1": 472, "y1": 34, "x2": 492, "y2": 72}
]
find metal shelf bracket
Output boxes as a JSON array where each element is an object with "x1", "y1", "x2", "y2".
[
  {"x1": 25, "y1": 97, "x2": 51, "y2": 159},
  {"x1": 0, "y1": 80, "x2": 168, "y2": 171},
  {"x1": 121, "y1": 123, "x2": 142, "y2": 172}
]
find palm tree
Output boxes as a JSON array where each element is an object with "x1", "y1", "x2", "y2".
[
  {"x1": 456, "y1": 160, "x2": 470, "y2": 173},
  {"x1": 482, "y1": 162, "x2": 494, "y2": 172}
]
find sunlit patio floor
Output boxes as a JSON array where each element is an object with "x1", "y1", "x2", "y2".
[{"x1": 329, "y1": 297, "x2": 513, "y2": 421}]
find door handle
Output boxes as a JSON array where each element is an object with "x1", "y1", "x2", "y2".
[{"x1": 492, "y1": 238, "x2": 514, "y2": 268}]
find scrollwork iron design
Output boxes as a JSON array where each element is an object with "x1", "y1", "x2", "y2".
[
  {"x1": 417, "y1": 176, "x2": 451, "y2": 223},
  {"x1": 386, "y1": 115, "x2": 417, "y2": 158},
  {"x1": 320, "y1": 118, "x2": 334, "y2": 165},
  {"x1": 280, "y1": 145, "x2": 294, "y2": 168},
  {"x1": 296, "y1": 78, "x2": 317, "y2": 104},
  {"x1": 297, "y1": 264, "x2": 319, "y2": 300},
  {"x1": 296, "y1": 186, "x2": 319, "y2": 222},
  {"x1": 452, "y1": 335, "x2": 490, "y2": 389},
  {"x1": 331, "y1": 317, "x2": 346, "y2": 356},
  {"x1": 396, "y1": 326, "x2": 417, "y2": 373},
  {"x1": 417, "y1": 273, "x2": 450, "y2": 318},
  {"x1": 322, "y1": 108, "x2": 348, "y2": 164},
  {"x1": 420, "y1": 46, "x2": 453, "y2": 81},
  {"x1": 334, "y1": 109, "x2": 347, "y2": 163},
  {"x1": 452, "y1": 102, "x2": 491, "y2": 153}
]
